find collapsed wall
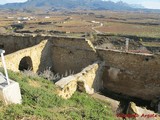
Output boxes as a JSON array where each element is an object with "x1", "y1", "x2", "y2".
[
  {"x1": 0, "y1": 34, "x2": 160, "y2": 101},
  {"x1": 49, "y1": 36, "x2": 160, "y2": 101},
  {"x1": 55, "y1": 61, "x2": 104, "y2": 99}
]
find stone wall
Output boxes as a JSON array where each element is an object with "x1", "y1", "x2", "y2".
[
  {"x1": 49, "y1": 37, "x2": 98, "y2": 74},
  {"x1": 0, "y1": 34, "x2": 44, "y2": 54},
  {"x1": 0, "y1": 40, "x2": 49, "y2": 72},
  {"x1": 1, "y1": 34, "x2": 160, "y2": 101},
  {"x1": 97, "y1": 48, "x2": 160, "y2": 101},
  {"x1": 0, "y1": 34, "x2": 99, "y2": 74},
  {"x1": 55, "y1": 61, "x2": 104, "y2": 99}
]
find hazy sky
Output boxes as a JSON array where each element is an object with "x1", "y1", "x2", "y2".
[
  {"x1": 111, "y1": 0, "x2": 160, "y2": 9},
  {"x1": 0, "y1": 0, "x2": 160, "y2": 9},
  {"x1": 0, "y1": 0, "x2": 27, "y2": 5}
]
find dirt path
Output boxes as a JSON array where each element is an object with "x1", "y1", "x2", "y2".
[{"x1": 92, "y1": 22, "x2": 103, "y2": 34}]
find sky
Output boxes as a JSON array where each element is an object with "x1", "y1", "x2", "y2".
[
  {"x1": 110, "y1": 0, "x2": 160, "y2": 9},
  {"x1": 0, "y1": 0, "x2": 27, "y2": 5},
  {"x1": 0, "y1": 0, "x2": 160, "y2": 9}
]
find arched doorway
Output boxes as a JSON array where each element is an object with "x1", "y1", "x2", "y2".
[{"x1": 19, "y1": 56, "x2": 33, "y2": 71}]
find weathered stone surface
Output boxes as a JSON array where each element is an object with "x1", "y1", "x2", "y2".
[
  {"x1": 55, "y1": 61, "x2": 104, "y2": 99},
  {"x1": 50, "y1": 37, "x2": 98, "y2": 74},
  {"x1": 55, "y1": 76, "x2": 77, "y2": 99},
  {"x1": 1, "y1": 34, "x2": 160, "y2": 101},
  {"x1": 0, "y1": 34, "x2": 99, "y2": 75},
  {"x1": 98, "y1": 48, "x2": 160, "y2": 101},
  {"x1": 0, "y1": 34, "x2": 44, "y2": 54},
  {"x1": 77, "y1": 61, "x2": 104, "y2": 92},
  {"x1": 0, "y1": 40, "x2": 49, "y2": 72}
]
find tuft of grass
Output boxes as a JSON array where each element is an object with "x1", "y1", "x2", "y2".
[{"x1": 0, "y1": 69, "x2": 115, "y2": 120}]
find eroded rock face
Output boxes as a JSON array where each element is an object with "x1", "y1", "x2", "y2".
[{"x1": 55, "y1": 61, "x2": 104, "y2": 99}]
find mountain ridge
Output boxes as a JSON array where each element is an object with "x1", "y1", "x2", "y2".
[{"x1": 0, "y1": 0, "x2": 143, "y2": 11}]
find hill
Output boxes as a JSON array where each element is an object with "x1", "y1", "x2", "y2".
[{"x1": 0, "y1": 0, "x2": 140, "y2": 11}]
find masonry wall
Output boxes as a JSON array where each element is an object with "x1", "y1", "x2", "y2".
[
  {"x1": 97, "y1": 49, "x2": 160, "y2": 101},
  {"x1": 0, "y1": 34, "x2": 44, "y2": 54},
  {"x1": 1, "y1": 34, "x2": 160, "y2": 101},
  {"x1": 0, "y1": 35, "x2": 99, "y2": 74},
  {"x1": 0, "y1": 40, "x2": 49, "y2": 72},
  {"x1": 49, "y1": 37, "x2": 98, "y2": 74}
]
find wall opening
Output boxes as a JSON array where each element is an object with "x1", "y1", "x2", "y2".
[{"x1": 19, "y1": 56, "x2": 33, "y2": 71}]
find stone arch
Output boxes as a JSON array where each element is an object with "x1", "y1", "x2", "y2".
[{"x1": 18, "y1": 56, "x2": 33, "y2": 71}]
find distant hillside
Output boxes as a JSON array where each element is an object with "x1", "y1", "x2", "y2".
[{"x1": 0, "y1": 0, "x2": 142, "y2": 11}]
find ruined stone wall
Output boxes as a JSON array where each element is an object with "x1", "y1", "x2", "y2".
[
  {"x1": 0, "y1": 35, "x2": 99, "y2": 75},
  {"x1": 97, "y1": 49, "x2": 160, "y2": 101},
  {"x1": 0, "y1": 34, "x2": 44, "y2": 54},
  {"x1": 55, "y1": 61, "x2": 104, "y2": 99},
  {"x1": 0, "y1": 40, "x2": 49, "y2": 72},
  {"x1": 1, "y1": 34, "x2": 160, "y2": 101},
  {"x1": 49, "y1": 37, "x2": 98, "y2": 74}
]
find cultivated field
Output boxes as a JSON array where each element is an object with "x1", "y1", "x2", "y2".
[{"x1": 0, "y1": 9, "x2": 160, "y2": 38}]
